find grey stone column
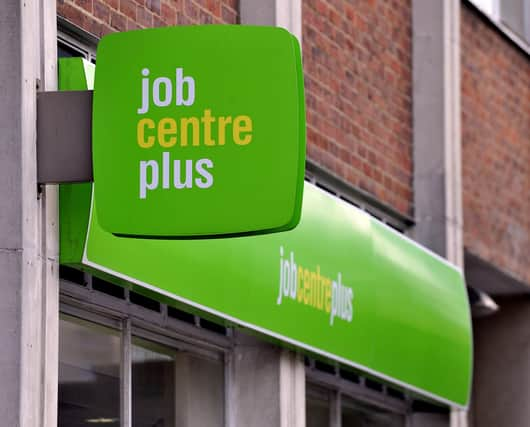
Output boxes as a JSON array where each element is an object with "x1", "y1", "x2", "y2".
[
  {"x1": 412, "y1": 0, "x2": 465, "y2": 426},
  {"x1": 412, "y1": 0, "x2": 463, "y2": 267},
  {"x1": 227, "y1": 332, "x2": 305, "y2": 427},
  {"x1": 0, "y1": 0, "x2": 58, "y2": 426},
  {"x1": 235, "y1": 2, "x2": 306, "y2": 426}
]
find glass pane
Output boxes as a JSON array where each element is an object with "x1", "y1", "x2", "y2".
[
  {"x1": 132, "y1": 338, "x2": 176, "y2": 427},
  {"x1": 342, "y1": 398, "x2": 405, "y2": 427},
  {"x1": 58, "y1": 316, "x2": 121, "y2": 427},
  {"x1": 307, "y1": 396, "x2": 330, "y2": 427},
  {"x1": 58, "y1": 42, "x2": 86, "y2": 58},
  {"x1": 132, "y1": 338, "x2": 225, "y2": 427}
]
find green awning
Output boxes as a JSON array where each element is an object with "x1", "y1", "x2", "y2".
[{"x1": 59, "y1": 58, "x2": 472, "y2": 408}]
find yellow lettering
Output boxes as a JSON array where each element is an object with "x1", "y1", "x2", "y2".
[
  {"x1": 233, "y1": 115, "x2": 253, "y2": 145},
  {"x1": 218, "y1": 116, "x2": 232, "y2": 146},
  {"x1": 158, "y1": 118, "x2": 177, "y2": 148},
  {"x1": 201, "y1": 109, "x2": 216, "y2": 146},
  {"x1": 304, "y1": 269, "x2": 311, "y2": 305},
  {"x1": 137, "y1": 118, "x2": 155, "y2": 148},
  {"x1": 316, "y1": 266, "x2": 324, "y2": 310},
  {"x1": 310, "y1": 271, "x2": 317, "y2": 308},
  {"x1": 180, "y1": 117, "x2": 199, "y2": 147},
  {"x1": 297, "y1": 266, "x2": 304, "y2": 302}
]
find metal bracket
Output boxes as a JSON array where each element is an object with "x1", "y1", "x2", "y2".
[{"x1": 37, "y1": 90, "x2": 93, "y2": 183}]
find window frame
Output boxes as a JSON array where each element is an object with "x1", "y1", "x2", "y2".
[
  {"x1": 466, "y1": 0, "x2": 530, "y2": 54},
  {"x1": 60, "y1": 275, "x2": 231, "y2": 427},
  {"x1": 58, "y1": 17, "x2": 98, "y2": 62}
]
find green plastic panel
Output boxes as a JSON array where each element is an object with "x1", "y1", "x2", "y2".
[
  {"x1": 59, "y1": 57, "x2": 472, "y2": 408},
  {"x1": 92, "y1": 26, "x2": 305, "y2": 237}
]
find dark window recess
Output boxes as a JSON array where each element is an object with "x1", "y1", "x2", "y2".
[
  {"x1": 386, "y1": 222, "x2": 404, "y2": 233},
  {"x1": 199, "y1": 318, "x2": 227, "y2": 336},
  {"x1": 59, "y1": 265, "x2": 85, "y2": 286},
  {"x1": 369, "y1": 212, "x2": 382, "y2": 222},
  {"x1": 129, "y1": 291, "x2": 161, "y2": 312},
  {"x1": 339, "y1": 195, "x2": 360, "y2": 208},
  {"x1": 304, "y1": 356, "x2": 312, "y2": 367},
  {"x1": 387, "y1": 387, "x2": 406, "y2": 401},
  {"x1": 167, "y1": 306, "x2": 196, "y2": 325},
  {"x1": 58, "y1": 42, "x2": 84, "y2": 58},
  {"x1": 411, "y1": 399, "x2": 449, "y2": 414},
  {"x1": 365, "y1": 378, "x2": 384, "y2": 393},
  {"x1": 314, "y1": 360, "x2": 337, "y2": 375},
  {"x1": 92, "y1": 276, "x2": 125, "y2": 300},
  {"x1": 339, "y1": 368, "x2": 360, "y2": 384},
  {"x1": 315, "y1": 182, "x2": 337, "y2": 196}
]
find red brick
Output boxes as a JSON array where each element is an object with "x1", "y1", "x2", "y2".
[
  {"x1": 110, "y1": 10, "x2": 127, "y2": 30},
  {"x1": 93, "y1": 0, "x2": 110, "y2": 22},
  {"x1": 221, "y1": 4, "x2": 237, "y2": 24},
  {"x1": 57, "y1": 3, "x2": 87, "y2": 28},
  {"x1": 184, "y1": 1, "x2": 199, "y2": 22},
  {"x1": 106, "y1": 0, "x2": 119, "y2": 10},
  {"x1": 75, "y1": 0, "x2": 93, "y2": 14},
  {"x1": 137, "y1": 6, "x2": 153, "y2": 27},
  {"x1": 461, "y1": 4, "x2": 530, "y2": 284},
  {"x1": 119, "y1": 0, "x2": 136, "y2": 20},
  {"x1": 160, "y1": 3, "x2": 176, "y2": 24},
  {"x1": 303, "y1": 0, "x2": 413, "y2": 216},
  {"x1": 145, "y1": 0, "x2": 160, "y2": 15}
]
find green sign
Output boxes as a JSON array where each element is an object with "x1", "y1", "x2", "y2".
[
  {"x1": 60, "y1": 58, "x2": 472, "y2": 408},
  {"x1": 92, "y1": 26, "x2": 305, "y2": 237}
]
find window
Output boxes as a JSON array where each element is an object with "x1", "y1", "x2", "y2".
[
  {"x1": 306, "y1": 385, "x2": 406, "y2": 427},
  {"x1": 305, "y1": 160, "x2": 414, "y2": 233},
  {"x1": 58, "y1": 283, "x2": 227, "y2": 427},
  {"x1": 500, "y1": 0, "x2": 530, "y2": 40},
  {"x1": 341, "y1": 397, "x2": 405, "y2": 427},
  {"x1": 58, "y1": 17, "x2": 97, "y2": 62},
  {"x1": 469, "y1": 0, "x2": 530, "y2": 47},
  {"x1": 59, "y1": 316, "x2": 121, "y2": 426}
]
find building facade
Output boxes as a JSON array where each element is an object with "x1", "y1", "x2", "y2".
[{"x1": 0, "y1": 0, "x2": 528, "y2": 426}]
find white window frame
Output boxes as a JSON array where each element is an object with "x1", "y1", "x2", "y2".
[{"x1": 467, "y1": 0, "x2": 530, "y2": 54}]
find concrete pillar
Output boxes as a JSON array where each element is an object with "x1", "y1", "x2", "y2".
[
  {"x1": 412, "y1": 0, "x2": 463, "y2": 266},
  {"x1": 0, "y1": 0, "x2": 58, "y2": 426},
  {"x1": 228, "y1": 332, "x2": 305, "y2": 427},
  {"x1": 236, "y1": 2, "x2": 306, "y2": 425},
  {"x1": 173, "y1": 353, "x2": 225, "y2": 427},
  {"x1": 240, "y1": 0, "x2": 302, "y2": 42},
  {"x1": 412, "y1": 0, "x2": 465, "y2": 426}
]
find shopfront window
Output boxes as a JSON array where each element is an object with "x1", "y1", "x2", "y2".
[
  {"x1": 306, "y1": 382, "x2": 406, "y2": 427},
  {"x1": 342, "y1": 397, "x2": 405, "y2": 427},
  {"x1": 132, "y1": 338, "x2": 176, "y2": 427},
  {"x1": 307, "y1": 385, "x2": 331, "y2": 427},
  {"x1": 58, "y1": 310, "x2": 225, "y2": 427},
  {"x1": 59, "y1": 316, "x2": 121, "y2": 426}
]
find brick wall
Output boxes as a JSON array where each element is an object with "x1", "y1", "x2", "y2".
[
  {"x1": 57, "y1": 0, "x2": 238, "y2": 37},
  {"x1": 59, "y1": 0, "x2": 413, "y2": 215},
  {"x1": 303, "y1": 0, "x2": 413, "y2": 216},
  {"x1": 461, "y1": 4, "x2": 530, "y2": 284}
]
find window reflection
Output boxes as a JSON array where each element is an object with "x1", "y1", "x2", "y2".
[
  {"x1": 132, "y1": 338, "x2": 176, "y2": 427},
  {"x1": 132, "y1": 337, "x2": 224, "y2": 427},
  {"x1": 58, "y1": 316, "x2": 121, "y2": 427},
  {"x1": 307, "y1": 385, "x2": 330, "y2": 427},
  {"x1": 342, "y1": 397, "x2": 405, "y2": 427}
]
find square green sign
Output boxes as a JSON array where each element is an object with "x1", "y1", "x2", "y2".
[{"x1": 92, "y1": 25, "x2": 306, "y2": 237}]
